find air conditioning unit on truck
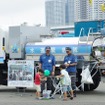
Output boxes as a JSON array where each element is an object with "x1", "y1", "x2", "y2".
[{"x1": 0, "y1": 23, "x2": 105, "y2": 91}]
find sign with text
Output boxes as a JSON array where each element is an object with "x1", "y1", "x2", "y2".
[
  {"x1": 25, "y1": 45, "x2": 91, "y2": 54},
  {"x1": 8, "y1": 60, "x2": 34, "y2": 87}
]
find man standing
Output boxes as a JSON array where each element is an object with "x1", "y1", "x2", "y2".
[
  {"x1": 39, "y1": 46, "x2": 55, "y2": 94},
  {"x1": 64, "y1": 47, "x2": 77, "y2": 97}
]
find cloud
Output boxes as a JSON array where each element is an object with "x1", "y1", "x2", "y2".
[
  {"x1": 0, "y1": 0, "x2": 45, "y2": 30},
  {"x1": 0, "y1": 0, "x2": 44, "y2": 14}
]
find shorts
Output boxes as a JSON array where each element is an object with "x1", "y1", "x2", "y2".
[
  {"x1": 67, "y1": 85, "x2": 72, "y2": 91},
  {"x1": 35, "y1": 85, "x2": 41, "y2": 92},
  {"x1": 62, "y1": 85, "x2": 68, "y2": 92},
  {"x1": 62, "y1": 85, "x2": 72, "y2": 93}
]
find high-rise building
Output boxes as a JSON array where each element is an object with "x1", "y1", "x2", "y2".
[
  {"x1": 75, "y1": 0, "x2": 105, "y2": 21},
  {"x1": 91, "y1": 0, "x2": 105, "y2": 20},
  {"x1": 45, "y1": 0, "x2": 66, "y2": 27},
  {"x1": 74, "y1": 0, "x2": 80, "y2": 22},
  {"x1": 67, "y1": 0, "x2": 74, "y2": 25},
  {"x1": 45, "y1": 0, "x2": 105, "y2": 27},
  {"x1": 45, "y1": 0, "x2": 75, "y2": 27}
]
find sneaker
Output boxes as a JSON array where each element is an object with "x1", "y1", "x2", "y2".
[
  {"x1": 70, "y1": 97, "x2": 73, "y2": 100},
  {"x1": 38, "y1": 97, "x2": 42, "y2": 100},
  {"x1": 36, "y1": 97, "x2": 42, "y2": 100},
  {"x1": 62, "y1": 98, "x2": 68, "y2": 101}
]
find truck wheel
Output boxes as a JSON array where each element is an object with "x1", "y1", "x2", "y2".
[
  {"x1": 84, "y1": 69, "x2": 101, "y2": 91},
  {"x1": 84, "y1": 78, "x2": 100, "y2": 91},
  {"x1": 76, "y1": 69, "x2": 101, "y2": 91},
  {"x1": 76, "y1": 78, "x2": 100, "y2": 91}
]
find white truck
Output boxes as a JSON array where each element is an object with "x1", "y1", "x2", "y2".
[
  {"x1": 0, "y1": 25, "x2": 105, "y2": 91},
  {"x1": 25, "y1": 34, "x2": 105, "y2": 91}
]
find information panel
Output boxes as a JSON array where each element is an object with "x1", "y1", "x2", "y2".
[{"x1": 8, "y1": 60, "x2": 34, "y2": 87}]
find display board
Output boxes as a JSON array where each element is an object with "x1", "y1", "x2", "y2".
[{"x1": 8, "y1": 60, "x2": 34, "y2": 87}]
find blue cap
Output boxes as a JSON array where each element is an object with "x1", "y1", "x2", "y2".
[
  {"x1": 65, "y1": 47, "x2": 71, "y2": 51},
  {"x1": 45, "y1": 46, "x2": 51, "y2": 50}
]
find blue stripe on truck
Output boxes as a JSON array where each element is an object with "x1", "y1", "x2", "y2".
[{"x1": 25, "y1": 45, "x2": 92, "y2": 54}]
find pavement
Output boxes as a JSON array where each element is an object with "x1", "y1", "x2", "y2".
[{"x1": 0, "y1": 82, "x2": 105, "y2": 105}]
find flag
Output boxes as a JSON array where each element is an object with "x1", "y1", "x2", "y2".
[
  {"x1": 100, "y1": 3, "x2": 105, "y2": 12},
  {"x1": 89, "y1": 0, "x2": 92, "y2": 5}
]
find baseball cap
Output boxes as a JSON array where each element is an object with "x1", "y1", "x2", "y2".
[
  {"x1": 65, "y1": 47, "x2": 71, "y2": 51},
  {"x1": 45, "y1": 46, "x2": 51, "y2": 50}
]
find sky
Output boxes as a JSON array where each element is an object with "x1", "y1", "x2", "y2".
[{"x1": 0, "y1": 0, "x2": 45, "y2": 31}]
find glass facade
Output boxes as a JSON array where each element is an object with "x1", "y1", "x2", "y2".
[
  {"x1": 75, "y1": 0, "x2": 105, "y2": 21},
  {"x1": 45, "y1": 0, "x2": 75, "y2": 27},
  {"x1": 67, "y1": 0, "x2": 74, "y2": 25},
  {"x1": 45, "y1": 0, "x2": 105, "y2": 27},
  {"x1": 45, "y1": 0, "x2": 66, "y2": 27}
]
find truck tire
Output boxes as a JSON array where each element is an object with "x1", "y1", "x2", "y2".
[
  {"x1": 84, "y1": 78, "x2": 100, "y2": 91},
  {"x1": 84, "y1": 68, "x2": 101, "y2": 91},
  {"x1": 76, "y1": 69, "x2": 101, "y2": 91}
]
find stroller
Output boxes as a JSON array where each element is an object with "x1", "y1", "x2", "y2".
[
  {"x1": 42, "y1": 76, "x2": 72, "y2": 99},
  {"x1": 50, "y1": 76, "x2": 64, "y2": 98},
  {"x1": 42, "y1": 76, "x2": 57, "y2": 99},
  {"x1": 41, "y1": 76, "x2": 62, "y2": 99}
]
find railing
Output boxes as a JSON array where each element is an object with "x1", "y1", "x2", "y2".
[
  {"x1": 78, "y1": 27, "x2": 85, "y2": 45},
  {"x1": 78, "y1": 27, "x2": 93, "y2": 58},
  {"x1": 78, "y1": 27, "x2": 93, "y2": 45},
  {"x1": 86, "y1": 27, "x2": 93, "y2": 44}
]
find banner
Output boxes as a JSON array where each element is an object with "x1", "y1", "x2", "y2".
[
  {"x1": 8, "y1": 60, "x2": 34, "y2": 87},
  {"x1": 89, "y1": 0, "x2": 92, "y2": 5},
  {"x1": 25, "y1": 45, "x2": 91, "y2": 54},
  {"x1": 100, "y1": 3, "x2": 105, "y2": 12}
]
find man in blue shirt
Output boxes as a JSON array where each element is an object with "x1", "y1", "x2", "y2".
[
  {"x1": 39, "y1": 46, "x2": 55, "y2": 94},
  {"x1": 64, "y1": 47, "x2": 77, "y2": 97}
]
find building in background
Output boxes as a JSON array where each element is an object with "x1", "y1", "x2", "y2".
[
  {"x1": 45, "y1": 0, "x2": 75, "y2": 27},
  {"x1": 45, "y1": 0, "x2": 105, "y2": 33},
  {"x1": 67, "y1": 0, "x2": 74, "y2": 25},
  {"x1": 45, "y1": 0, "x2": 66, "y2": 27},
  {"x1": 75, "y1": 0, "x2": 105, "y2": 21},
  {"x1": 91, "y1": 0, "x2": 105, "y2": 20}
]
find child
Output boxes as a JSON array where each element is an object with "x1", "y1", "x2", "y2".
[
  {"x1": 34, "y1": 69, "x2": 46, "y2": 99},
  {"x1": 56, "y1": 64, "x2": 73, "y2": 101}
]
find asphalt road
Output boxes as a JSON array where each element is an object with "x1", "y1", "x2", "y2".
[{"x1": 0, "y1": 82, "x2": 105, "y2": 105}]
